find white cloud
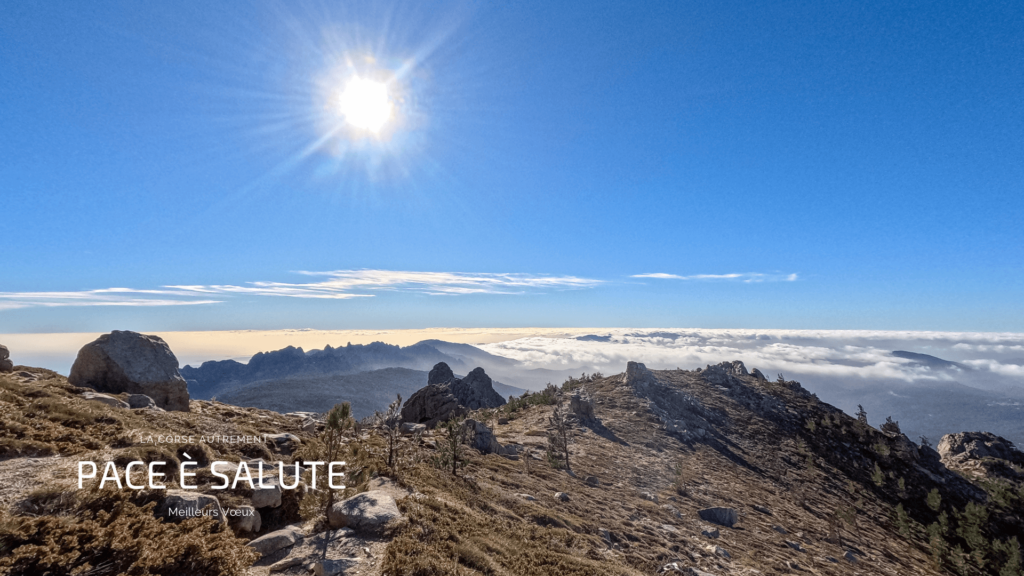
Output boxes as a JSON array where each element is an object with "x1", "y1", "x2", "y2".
[
  {"x1": 0, "y1": 288, "x2": 220, "y2": 309},
  {"x1": 631, "y1": 272, "x2": 798, "y2": 283},
  {"x1": 478, "y1": 328, "x2": 1024, "y2": 390},
  {"x1": 170, "y1": 269, "x2": 603, "y2": 299}
]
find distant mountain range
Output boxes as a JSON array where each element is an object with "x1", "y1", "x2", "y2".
[{"x1": 180, "y1": 340, "x2": 529, "y2": 417}]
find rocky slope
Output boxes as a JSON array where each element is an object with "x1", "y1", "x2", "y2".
[{"x1": 2, "y1": 359, "x2": 1022, "y2": 575}]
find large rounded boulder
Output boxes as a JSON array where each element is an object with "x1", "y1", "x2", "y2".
[
  {"x1": 0, "y1": 344, "x2": 13, "y2": 373},
  {"x1": 69, "y1": 330, "x2": 190, "y2": 412}
]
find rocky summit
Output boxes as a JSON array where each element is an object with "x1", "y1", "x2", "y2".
[
  {"x1": 68, "y1": 330, "x2": 190, "y2": 411},
  {"x1": 1, "y1": 354, "x2": 1023, "y2": 576},
  {"x1": 400, "y1": 362, "x2": 506, "y2": 427}
]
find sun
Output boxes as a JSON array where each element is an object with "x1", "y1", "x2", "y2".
[{"x1": 338, "y1": 77, "x2": 392, "y2": 133}]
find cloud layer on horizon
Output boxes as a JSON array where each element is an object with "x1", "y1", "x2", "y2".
[{"x1": 478, "y1": 328, "x2": 1024, "y2": 392}]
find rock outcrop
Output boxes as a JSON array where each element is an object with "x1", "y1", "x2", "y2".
[
  {"x1": 81, "y1": 391, "x2": 129, "y2": 409},
  {"x1": 327, "y1": 490, "x2": 402, "y2": 533},
  {"x1": 698, "y1": 507, "x2": 738, "y2": 528},
  {"x1": 938, "y1": 431, "x2": 1023, "y2": 464},
  {"x1": 69, "y1": 331, "x2": 190, "y2": 412},
  {"x1": 400, "y1": 363, "x2": 505, "y2": 427},
  {"x1": 247, "y1": 525, "x2": 304, "y2": 557},
  {"x1": 0, "y1": 344, "x2": 13, "y2": 373},
  {"x1": 570, "y1": 391, "x2": 596, "y2": 421}
]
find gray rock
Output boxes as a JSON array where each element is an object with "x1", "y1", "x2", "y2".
[
  {"x1": 844, "y1": 550, "x2": 858, "y2": 563},
  {"x1": 786, "y1": 540, "x2": 804, "y2": 552},
  {"x1": 622, "y1": 361, "x2": 654, "y2": 386},
  {"x1": 228, "y1": 505, "x2": 261, "y2": 532},
  {"x1": 81, "y1": 391, "x2": 130, "y2": 409},
  {"x1": 752, "y1": 504, "x2": 772, "y2": 515},
  {"x1": 517, "y1": 494, "x2": 536, "y2": 501},
  {"x1": 69, "y1": 331, "x2": 189, "y2": 411},
  {"x1": 698, "y1": 507, "x2": 738, "y2": 528},
  {"x1": 267, "y1": 433, "x2": 300, "y2": 456},
  {"x1": 268, "y1": 557, "x2": 305, "y2": 572},
  {"x1": 570, "y1": 392, "x2": 596, "y2": 421},
  {"x1": 300, "y1": 417, "x2": 317, "y2": 433},
  {"x1": 400, "y1": 422, "x2": 426, "y2": 435},
  {"x1": 155, "y1": 490, "x2": 225, "y2": 523},
  {"x1": 701, "y1": 526, "x2": 720, "y2": 538},
  {"x1": 585, "y1": 476, "x2": 600, "y2": 487},
  {"x1": 127, "y1": 394, "x2": 157, "y2": 409},
  {"x1": 711, "y1": 545, "x2": 730, "y2": 559},
  {"x1": 247, "y1": 525, "x2": 304, "y2": 557},
  {"x1": 555, "y1": 492, "x2": 570, "y2": 502},
  {"x1": 312, "y1": 558, "x2": 359, "y2": 576},
  {"x1": 327, "y1": 490, "x2": 402, "y2": 533},
  {"x1": 464, "y1": 419, "x2": 500, "y2": 454},
  {"x1": 401, "y1": 363, "x2": 505, "y2": 427},
  {"x1": 498, "y1": 417, "x2": 509, "y2": 425},
  {"x1": 938, "y1": 431, "x2": 1023, "y2": 465},
  {"x1": 0, "y1": 344, "x2": 12, "y2": 373},
  {"x1": 641, "y1": 491, "x2": 659, "y2": 503},
  {"x1": 252, "y1": 481, "x2": 282, "y2": 509},
  {"x1": 773, "y1": 525, "x2": 787, "y2": 534}
]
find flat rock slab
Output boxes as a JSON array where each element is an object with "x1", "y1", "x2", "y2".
[
  {"x1": 328, "y1": 490, "x2": 402, "y2": 533},
  {"x1": 81, "y1": 391, "x2": 129, "y2": 409},
  {"x1": 698, "y1": 506, "x2": 738, "y2": 528},
  {"x1": 312, "y1": 558, "x2": 360, "y2": 576},
  {"x1": 248, "y1": 525, "x2": 304, "y2": 557}
]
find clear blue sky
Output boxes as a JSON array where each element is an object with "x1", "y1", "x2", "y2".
[{"x1": 2, "y1": 0, "x2": 1022, "y2": 333}]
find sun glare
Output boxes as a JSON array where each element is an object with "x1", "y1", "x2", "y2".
[{"x1": 338, "y1": 77, "x2": 392, "y2": 133}]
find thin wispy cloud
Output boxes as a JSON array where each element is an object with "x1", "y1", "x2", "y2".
[
  {"x1": 0, "y1": 288, "x2": 221, "y2": 309},
  {"x1": 0, "y1": 270, "x2": 603, "y2": 310},
  {"x1": 170, "y1": 269, "x2": 604, "y2": 299},
  {"x1": 632, "y1": 272, "x2": 798, "y2": 283}
]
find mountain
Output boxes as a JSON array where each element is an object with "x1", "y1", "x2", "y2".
[
  {"x1": 215, "y1": 367, "x2": 526, "y2": 419},
  {"x1": 180, "y1": 341, "x2": 468, "y2": 399},
  {"x1": 892, "y1": 350, "x2": 966, "y2": 371},
  {"x1": 4, "y1": 360, "x2": 1023, "y2": 575}
]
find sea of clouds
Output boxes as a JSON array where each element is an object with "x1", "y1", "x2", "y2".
[
  {"x1": 479, "y1": 329, "x2": 1024, "y2": 446},
  {"x1": 478, "y1": 328, "x2": 1024, "y2": 392}
]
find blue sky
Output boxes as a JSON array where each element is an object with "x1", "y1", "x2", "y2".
[{"x1": 2, "y1": 0, "x2": 1022, "y2": 333}]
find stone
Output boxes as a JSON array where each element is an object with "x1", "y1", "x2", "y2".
[
  {"x1": 786, "y1": 540, "x2": 804, "y2": 552},
  {"x1": 752, "y1": 504, "x2": 772, "y2": 515},
  {"x1": 155, "y1": 490, "x2": 225, "y2": 523},
  {"x1": 498, "y1": 417, "x2": 509, "y2": 425},
  {"x1": 555, "y1": 492, "x2": 570, "y2": 502},
  {"x1": 229, "y1": 505, "x2": 261, "y2": 532},
  {"x1": 622, "y1": 361, "x2": 654, "y2": 386},
  {"x1": 400, "y1": 422, "x2": 426, "y2": 435},
  {"x1": 517, "y1": 494, "x2": 536, "y2": 501},
  {"x1": 268, "y1": 557, "x2": 305, "y2": 572},
  {"x1": 773, "y1": 525, "x2": 787, "y2": 534},
  {"x1": 844, "y1": 550, "x2": 858, "y2": 563},
  {"x1": 0, "y1": 344, "x2": 12, "y2": 373},
  {"x1": 401, "y1": 363, "x2": 505, "y2": 427},
  {"x1": 312, "y1": 558, "x2": 359, "y2": 576},
  {"x1": 247, "y1": 525, "x2": 304, "y2": 557},
  {"x1": 127, "y1": 394, "x2": 157, "y2": 409},
  {"x1": 661, "y1": 524, "x2": 678, "y2": 533},
  {"x1": 81, "y1": 391, "x2": 129, "y2": 409},
  {"x1": 938, "y1": 431, "x2": 1024, "y2": 465},
  {"x1": 251, "y1": 482, "x2": 282, "y2": 509},
  {"x1": 698, "y1": 507, "x2": 738, "y2": 528},
  {"x1": 641, "y1": 491, "x2": 658, "y2": 503},
  {"x1": 464, "y1": 419, "x2": 500, "y2": 454},
  {"x1": 300, "y1": 417, "x2": 316, "y2": 433},
  {"x1": 267, "y1": 433, "x2": 300, "y2": 456},
  {"x1": 327, "y1": 490, "x2": 402, "y2": 533},
  {"x1": 585, "y1": 476, "x2": 600, "y2": 487},
  {"x1": 711, "y1": 545, "x2": 730, "y2": 559},
  {"x1": 69, "y1": 330, "x2": 190, "y2": 411},
  {"x1": 570, "y1": 392, "x2": 596, "y2": 421},
  {"x1": 701, "y1": 526, "x2": 720, "y2": 539}
]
